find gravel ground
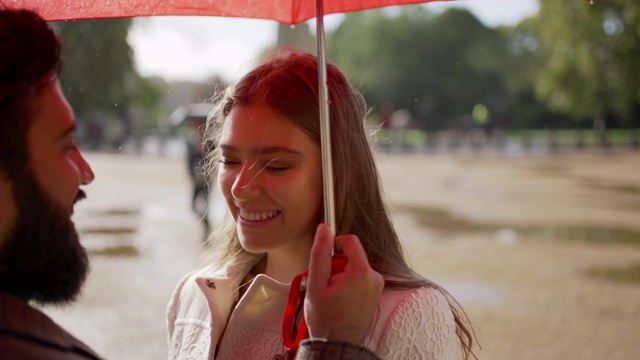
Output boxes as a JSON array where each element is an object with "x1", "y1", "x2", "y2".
[{"x1": 378, "y1": 151, "x2": 640, "y2": 360}]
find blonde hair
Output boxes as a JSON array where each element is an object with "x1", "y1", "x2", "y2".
[{"x1": 203, "y1": 51, "x2": 476, "y2": 359}]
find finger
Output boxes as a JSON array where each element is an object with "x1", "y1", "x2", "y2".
[
  {"x1": 307, "y1": 223, "x2": 334, "y2": 295},
  {"x1": 335, "y1": 234, "x2": 369, "y2": 267}
]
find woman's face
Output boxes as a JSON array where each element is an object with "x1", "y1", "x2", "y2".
[{"x1": 218, "y1": 104, "x2": 323, "y2": 257}]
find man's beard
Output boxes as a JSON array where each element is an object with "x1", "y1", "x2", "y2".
[{"x1": 1, "y1": 169, "x2": 89, "y2": 306}]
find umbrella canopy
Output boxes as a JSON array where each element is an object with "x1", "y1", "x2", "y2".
[
  {"x1": 6, "y1": 0, "x2": 449, "y2": 232},
  {"x1": 5, "y1": 0, "x2": 450, "y2": 23}
]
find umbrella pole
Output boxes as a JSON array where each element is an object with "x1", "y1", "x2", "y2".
[{"x1": 316, "y1": 0, "x2": 336, "y2": 235}]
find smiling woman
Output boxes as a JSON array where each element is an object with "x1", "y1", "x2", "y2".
[
  {"x1": 166, "y1": 51, "x2": 477, "y2": 360},
  {"x1": 217, "y1": 103, "x2": 324, "y2": 269}
]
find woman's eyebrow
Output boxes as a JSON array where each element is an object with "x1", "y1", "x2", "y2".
[{"x1": 219, "y1": 144, "x2": 304, "y2": 158}]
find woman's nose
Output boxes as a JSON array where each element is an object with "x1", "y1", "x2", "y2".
[{"x1": 230, "y1": 163, "x2": 261, "y2": 200}]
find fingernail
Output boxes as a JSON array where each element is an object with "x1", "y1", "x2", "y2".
[{"x1": 316, "y1": 223, "x2": 328, "y2": 238}]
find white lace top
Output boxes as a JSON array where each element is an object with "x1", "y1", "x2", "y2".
[{"x1": 167, "y1": 263, "x2": 458, "y2": 360}]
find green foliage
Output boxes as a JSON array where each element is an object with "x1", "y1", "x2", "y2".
[
  {"x1": 53, "y1": 19, "x2": 134, "y2": 116},
  {"x1": 534, "y1": 0, "x2": 640, "y2": 126},
  {"x1": 327, "y1": 6, "x2": 541, "y2": 130},
  {"x1": 52, "y1": 19, "x2": 165, "y2": 136},
  {"x1": 327, "y1": 4, "x2": 639, "y2": 130}
]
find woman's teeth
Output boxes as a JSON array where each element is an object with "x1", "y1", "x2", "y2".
[{"x1": 240, "y1": 210, "x2": 279, "y2": 221}]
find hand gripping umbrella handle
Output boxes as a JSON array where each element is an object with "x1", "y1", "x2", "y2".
[{"x1": 282, "y1": 254, "x2": 348, "y2": 351}]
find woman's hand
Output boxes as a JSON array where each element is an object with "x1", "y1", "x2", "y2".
[{"x1": 304, "y1": 223, "x2": 384, "y2": 345}]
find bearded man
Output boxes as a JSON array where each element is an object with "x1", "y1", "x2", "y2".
[{"x1": 0, "y1": 8, "x2": 100, "y2": 359}]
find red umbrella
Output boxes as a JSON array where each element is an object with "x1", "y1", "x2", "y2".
[
  {"x1": 4, "y1": 1, "x2": 449, "y2": 22},
  {"x1": 5, "y1": 0, "x2": 451, "y2": 233}
]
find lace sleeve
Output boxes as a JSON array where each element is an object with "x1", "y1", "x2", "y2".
[
  {"x1": 375, "y1": 288, "x2": 457, "y2": 360},
  {"x1": 166, "y1": 271, "x2": 193, "y2": 341}
]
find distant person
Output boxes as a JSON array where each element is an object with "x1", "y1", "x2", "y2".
[
  {"x1": 185, "y1": 116, "x2": 211, "y2": 236},
  {"x1": 167, "y1": 52, "x2": 476, "y2": 359},
  {"x1": 0, "y1": 8, "x2": 100, "y2": 359}
]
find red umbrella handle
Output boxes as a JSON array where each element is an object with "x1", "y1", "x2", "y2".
[{"x1": 282, "y1": 254, "x2": 348, "y2": 351}]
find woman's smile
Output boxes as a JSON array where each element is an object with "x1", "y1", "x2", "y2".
[{"x1": 238, "y1": 209, "x2": 281, "y2": 222}]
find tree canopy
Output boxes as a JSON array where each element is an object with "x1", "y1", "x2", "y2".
[
  {"x1": 533, "y1": 0, "x2": 639, "y2": 126},
  {"x1": 52, "y1": 19, "x2": 164, "y2": 137},
  {"x1": 326, "y1": 3, "x2": 639, "y2": 130},
  {"x1": 328, "y1": 7, "x2": 527, "y2": 130}
]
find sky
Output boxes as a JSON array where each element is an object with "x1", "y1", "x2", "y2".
[{"x1": 128, "y1": 0, "x2": 540, "y2": 83}]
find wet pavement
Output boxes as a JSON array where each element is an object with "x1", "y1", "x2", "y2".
[
  {"x1": 42, "y1": 152, "x2": 206, "y2": 360},
  {"x1": 39, "y1": 148, "x2": 640, "y2": 360}
]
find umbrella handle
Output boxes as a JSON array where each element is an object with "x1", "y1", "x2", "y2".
[
  {"x1": 282, "y1": 254, "x2": 347, "y2": 350},
  {"x1": 316, "y1": 0, "x2": 336, "y2": 236}
]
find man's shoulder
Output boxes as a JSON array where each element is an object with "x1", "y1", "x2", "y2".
[{"x1": 0, "y1": 293, "x2": 102, "y2": 360}]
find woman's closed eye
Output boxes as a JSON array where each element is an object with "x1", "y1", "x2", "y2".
[
  {"x1": 264, "y1": 163, "x2": 290, "y2": 172},
  {"x1": 219, "y1": 159, "x2": 240, "y2": 167}
]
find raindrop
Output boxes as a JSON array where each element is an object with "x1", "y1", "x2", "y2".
[
  {"x1": 114, "y1": 103, "x2": 118, "y2": 107},
  {"x1": 414, "y1": 98, "x2": 419, "y2": 103},
  {"x1": 290, "y1": 24, "x2": 296, "y2": 29}
]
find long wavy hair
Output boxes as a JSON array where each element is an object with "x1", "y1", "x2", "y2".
[{"x1": 203, "y1": 51, "x2": 476, "y2": 359}]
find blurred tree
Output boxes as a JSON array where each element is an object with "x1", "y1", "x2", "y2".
[
  {"x1": 533, "y1": 0, "x2": 640, "y2": 127},
  {"x1": 328, "y1": 7, "x2": 513, "y2": 130},
  {"x1": 52, "y1": 19, "x2": 164, "y2": 140},
  {"x1": 499, "y1": 19, "x2": 575, "y2": 129}
]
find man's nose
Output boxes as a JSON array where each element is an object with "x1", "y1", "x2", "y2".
[{"x1": 77, "y1": 151, "x2": 95, "y2": 185}]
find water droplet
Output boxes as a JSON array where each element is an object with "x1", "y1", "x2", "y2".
[{"x1": 290, "y1": 24, "x2": 296, "y2": 29}]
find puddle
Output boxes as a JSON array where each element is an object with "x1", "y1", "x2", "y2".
[
  {"x1": 581, "y1": 178, "x2": 640, "y2": 195},
  {"x1": 81, "y1": 227, "x2": 137, "y2": 235},
  {"x1": 78, "y1": 207, "x2": 141, "y2": 257},
  {"x1": 396, "y1": 204, "x2": 640, "y2": 246},
  {"x1": 95, "y1": 208, "x2": 139, "y2": 216},
  {"x1": 437, "y1": 279, "x2": 504, "y2": 308}
]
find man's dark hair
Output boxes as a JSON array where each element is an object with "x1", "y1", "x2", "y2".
[{"x1": 0, "y1": 8, "x2": 62, "y2": 177}]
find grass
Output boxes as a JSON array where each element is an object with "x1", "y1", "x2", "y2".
[
  {"x1": 587, "y1": 263, "x2": 640, "y2": 284},
  {"x1": 373, "y1": 128, "x2": 640, "y2": 149},
  {"x1": 89, "y1": 245, "x2": 140, "y2": 257},
  {"x1": 80, "y1": 227, "x2": 137, "y2": 235},
  {"x1": 395, "y1": 203, "x2": 640, "y2": 246}
]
